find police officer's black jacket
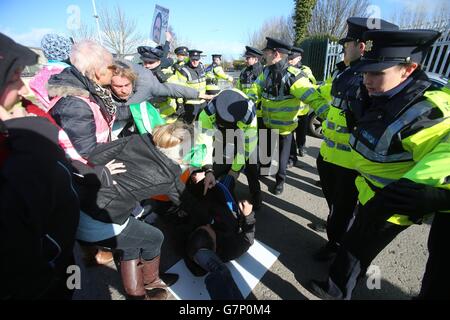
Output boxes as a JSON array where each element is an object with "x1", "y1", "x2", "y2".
[
  {"x1": 347, "y1": 69, "x2": 438, "y2": 160},
  {"x1": 264, "y1": 59, "x2": 307, "y2": 97},
  {"x1": 179, "y1": 62, "x2": 206, "y2": 82},
  {"x1": 151, "y1": 64, "x2": 172, "y2": 84},
  {"x1": 239, "y1": 62, "x2": 263, "y2": 86},
  {"x1": 332, "y1": 59, "x2": 363, "y2": 111}
]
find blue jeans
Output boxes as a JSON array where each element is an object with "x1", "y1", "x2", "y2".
[
  {"x1": 82, "y1": 217, "x2": 164, "y2": 261},
  {"x1": 194, "y1": 249, "x2": 243, "y2": 300}
]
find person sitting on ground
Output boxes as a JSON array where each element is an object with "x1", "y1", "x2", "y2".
[
  {"x1": 184, "y1": 175, "x2": 256, "y2": 300},
  {"x1": 149, "y1": 122, "x2": 212, "y2": 233}
]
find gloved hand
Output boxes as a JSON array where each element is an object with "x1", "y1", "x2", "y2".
[{"x1": 364, "y1": 179, "x2": 450, "y2": 223}]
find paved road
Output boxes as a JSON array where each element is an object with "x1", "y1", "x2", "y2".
[{"x1": 73, "y1": 135, "x2": 430, "y2": 300}]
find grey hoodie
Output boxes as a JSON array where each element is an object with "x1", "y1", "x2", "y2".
[{"x1": 116, "y1": 59, "x2": 199, "y2": 105}]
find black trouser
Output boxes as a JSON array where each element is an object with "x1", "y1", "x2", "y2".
[
  {"x1": 316, "y1": 154, "x2": 359, "y2": 245},
  {"x1": 316, "y1": 154, "x2": 338, "y2": 210},
  {"x1": 289, "y1": 137, "x2": 298, "y2": 163},
  {"x1": 324, "y1": 204, "x2": 408, "y2": 299},
  {"x1": 180, "y1": 102, "x2": 206, "y2": 124},
  {"x1": 80, "y1": 217, "x2": 164, "y2": 261},
  {"x1": 418, "y1": 212, "x2": 450, "y2": 299},
  {"x1": 295, "y1": 114, "x2": 308, "y2": 149},
  {"x1": 271, "y1": 131, "x2": 293, "y2": 184},
  {"x1": 290, "y1": 116, "x2": 308, "y2": 162},
  {"x1": 257, "y1": 117, "x2": 269, "y2": 170}
]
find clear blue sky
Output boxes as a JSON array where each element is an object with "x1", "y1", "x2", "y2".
[
  {"x1": 0, "y1": 0, "x2": 447, "y2": 59},
  {"x1": 0, "y1": 0, "x2": 296, "y2": 59}
]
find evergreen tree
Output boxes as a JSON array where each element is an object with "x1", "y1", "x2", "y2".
[{"x1": 293, "y1": 0, "x2": 317, "y2": 44}]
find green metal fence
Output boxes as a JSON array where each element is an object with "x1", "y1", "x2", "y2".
[{"x1": 298, "y1": 35, "x2": 330, "y2": 81}]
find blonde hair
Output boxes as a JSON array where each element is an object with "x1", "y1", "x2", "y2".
[
  {"x1": 152, "y1": 122, "x2": 194, "y2": 164},
  {"x1": 70, "y1": 40, "x2": 112, "y2": 80},
  {"x1": 153, "y1": 122, "x2": 193, "y2": 148}
]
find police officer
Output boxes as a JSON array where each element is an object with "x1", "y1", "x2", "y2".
[
  {"x1": 173, "y1": 46, "x2": 189, "y2": 71},
  {"x1": 205, "y1": 54, "x2": 234, "y2": 95},
  {"x1": 175, "y1": 49, "x2": 208, "y2": 124},
  {"x1": 237, "y1": 46, "x2": 264, "y2": 94},
  {"x1": 310, "y1": 29, "x2": 450, "y2": 300},
  {"x1": 138, "y1": 46, "x2": 173, "y2": 77},
  {"x1": 312, "y1": 18, "x2": 399, "y2": 261},
  {"x1": 236, "y1": 46, "x2": 264, "y2": 123},
  {"x1": 248, "y1": 37, "x2": 329, "y2": 195},
  {"x1": 195, "y1": 89, "x2": 262, "y2": 209},
  {"x1": 137, "y1": 46, "x2": 181, "y2": 120},
  {"x1": 288, "y1": 46, "x2": 316, "y2": 167}
]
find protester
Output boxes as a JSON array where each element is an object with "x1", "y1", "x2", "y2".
[{"x1": 0, "y1": 32, "x2": 79, "y2": 300}]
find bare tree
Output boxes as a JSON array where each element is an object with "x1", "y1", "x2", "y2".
[
  {"x1": 308, "y1": 0, "x2": 370, "y2": 39},
  {"x1": 247, "y1": 16, "x2": 295, "y2": 50},
  {"x1": 69, "y1": 21, "x2": 96, "y2": 42},
  {"x1": 99, "y1": 5, "x2": 145, "y2": 56},
  {"x1": 69, "y1": 5, "x2": 145, "y2": 55},
  {"x1": 390, "y1": 2, "x2": 450, "y2": 29}
]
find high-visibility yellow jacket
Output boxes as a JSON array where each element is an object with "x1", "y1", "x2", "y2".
[
  {"x1": 175, "y1": 62, "x2": 207, "y2": 105},
  {"x1": 149, "y1": 66, "x2": 180, "y2": 119},
  {"x1": 247, "y1": 59, "x2": 329, "y2": 135},
  {"x1": 195, "y1": 89, "x2": 258, "y2": 172},
  {"x1": 236, "y1": 62, "x2": 264, "y2": 117},
  {"x1": 296, "y1": 64, "x2": 317, "y2": 116},
  {"x1": 349, "y1": 74, "x2": 450, "y2": 226},
  {"x1": 318, "y1": 61, "x2": 359, "y2": 169},
  {"x1": 205, "y1": 63, "x2": 233, "y2": 94}
]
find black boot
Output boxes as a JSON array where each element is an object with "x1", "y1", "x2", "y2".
[
  {"x1": 298, "y1": 146, "x2": 305, "y2": 157},
  {"x1": 273, "y1": 181, "x2": 284, "y2": 195},
  {"x1": 312, "y1": 242, "x2": 339, "y2": 261}
]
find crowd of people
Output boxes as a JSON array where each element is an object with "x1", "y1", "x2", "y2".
[{"x1": 0, "y1": 14, "x2": 449, "y2": 300}]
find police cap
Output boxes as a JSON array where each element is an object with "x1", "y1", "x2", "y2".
[
  {"x1": 288, "y1": 46, "x2": 304, "y2": 59},
  {"x1": 264, "y1": 37, "x2": 292, "y2": 54},
  {"x1": 355, "y1": 29, "x2": 441, "y2": 72},
  {"x1": 137, "y1": 46, "x2": 163, "y2": 62},
  {"x1": 175, "y1": 46, "x2": 189, "y2": 56},
  {"x1": 212, "y1": 89, "x2": 250, "y2": 128},
  {"x1": 212, "y1": 54, "x2": 222, "y2": 60},
  {"x1": 338, "y1": 17, "x2": 399, "y2": 45},
  {"x1": 244, "y1": 46, "x2": 263, "y2": 58},
  {"x1": 188, "y1": 49, "x2": 203, "y2": 61}
]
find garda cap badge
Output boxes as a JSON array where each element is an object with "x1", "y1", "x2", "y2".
[{"x1": 365, "y1": 40, "x2": 373, "y2": 52}]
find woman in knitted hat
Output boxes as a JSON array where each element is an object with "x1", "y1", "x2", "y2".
[{"x1": 29, "y1": 33, "x2": 73, "y2": 110}]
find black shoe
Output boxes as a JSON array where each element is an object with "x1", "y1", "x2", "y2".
[
  {"x1": 308, "y1": 221, "x2": 327, "y2": 233},
  {"x1": 251, "y1": 192, "x2": 263, "y2": 210},
  {"x1": 298, "y1": 147, "x2": 305, "y2": 157},
  {"x1": 312, "y1": 243, "x2": 339, "y2": 261},
  {"x1": 273, "y1": 182, "x2": 284, "y2": 195},
  {"x1": 309, "y1": 280, "x2": 341, "y2": 300},
  {"x1": 287, "y1": 159, "x2": 294, "y2": 168}
]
